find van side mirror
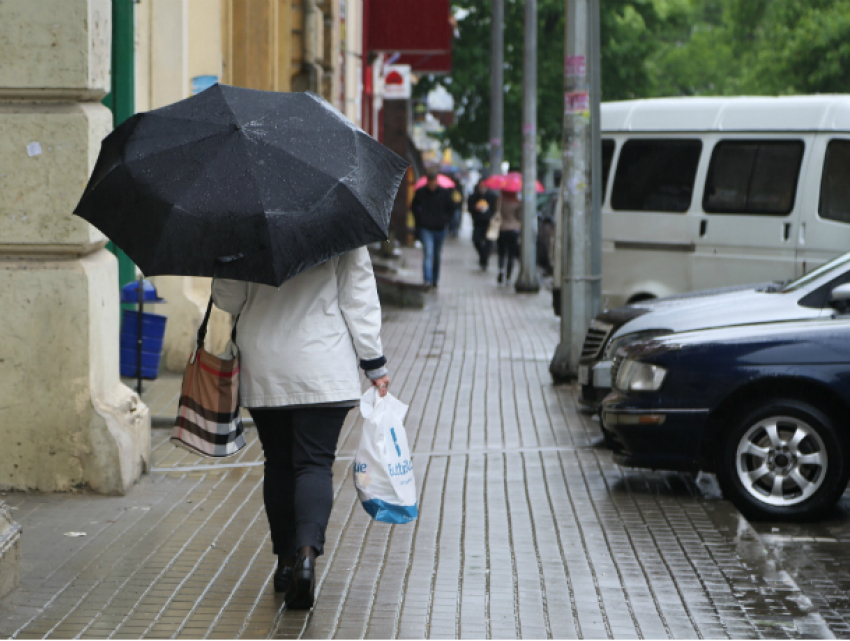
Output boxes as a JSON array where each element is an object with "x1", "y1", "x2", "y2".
[
  {"x1": 830, "y1": 283, "x2": 850, "y2": 303},
  {"x1": 830, "y1": 283, "x2": 850, "y2": 314}
]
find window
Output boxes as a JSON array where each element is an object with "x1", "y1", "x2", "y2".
[
  {"x1": 704, "y1": 140, "x2": 803, "y2": 216},
  {"x1": 820, "y1": 140, "x2": 850, "y2": 224},
  {"x1": 611, "y1": 139, "x2": 702, "y2": 212},
  {"x1": 601, "y1": 139, "x2": 615, "y2": 197}
]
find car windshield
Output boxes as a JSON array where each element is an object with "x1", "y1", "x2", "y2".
[{"x1": 780, "y1": 252, "x2": 850, "y2": 293}]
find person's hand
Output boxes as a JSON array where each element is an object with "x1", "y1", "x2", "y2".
[{"x1": 371, "y1": 375, "x2": 390, "y2": 398}]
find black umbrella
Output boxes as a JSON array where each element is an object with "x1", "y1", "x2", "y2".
[{"x1": 74, "y1": 84, "x2": 408, "y2": 286}]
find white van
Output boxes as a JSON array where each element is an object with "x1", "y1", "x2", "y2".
[{"x1": 599, "y1": 96, "x2": 850, "y2": 308}]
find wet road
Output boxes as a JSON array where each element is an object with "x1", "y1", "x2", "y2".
[{"x1": 747, "y1": 496, "x2": 850, "y2": 637}]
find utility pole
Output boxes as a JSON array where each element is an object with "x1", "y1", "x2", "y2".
[
  {"x1": 550, "y1": 0, "x2": 601, "y2": 379},
  {"x1": 489, "y1": 0, "x2": 504, "y2": 174},
  {"x1": 589, "y1": 0, "x2": 602, "y2": 315},
  {"x1": 515, "y1": 0, "x2": 540, "y2": 293}
]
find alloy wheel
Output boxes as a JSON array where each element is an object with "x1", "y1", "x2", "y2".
[{"x1": 735, "y1": 416, "x2": 828, "y2": 507}]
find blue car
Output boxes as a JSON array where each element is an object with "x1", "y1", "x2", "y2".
[{"x1": 601, "y1": 284, "x2": 850, "y2": 520}]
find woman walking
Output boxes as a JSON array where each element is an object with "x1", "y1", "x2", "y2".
[
  {"x1": 496, "y1": 191, "x2": 522, "y2": 285},
  {"x1": 212, "y1": 246, "x2": 390, "y2": 609},
  {"x1": 468, "y1": 178, "x2": 498, "y2": 270}
]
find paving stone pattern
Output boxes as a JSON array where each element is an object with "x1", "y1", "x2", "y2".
[{"x1": 0, "y1": 242, "x2": 840, "y2": 639}]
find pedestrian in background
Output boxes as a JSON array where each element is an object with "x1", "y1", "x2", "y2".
[
  {"x1": 468, "y1": 178, "x2": 498, "y2": 270},
  {"x1": 411, "y1": 168, "x2": 455, "y2": 288},
  {"x1": 496, "y1": 190, "x2": 522, "y2": 285},
  {"x1": 212, "y1": 248, "x2": 391, "y2": 609},
  {"x1": 448, "y1": 174, "x2": 464, "y2": 237}
]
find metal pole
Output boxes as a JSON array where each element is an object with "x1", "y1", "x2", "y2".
[
  {"x1": 550, "y1": 0, "x2": 593, "y2": 380},
  {"x1": 516, "y1": 0, "x2": 540, "y2": 293},
  {"x1": 137, "y1": 276, "x2": 144, "y2": 395},
  {"x1": 489, "y1": 0, "x2": 504, "y2": 174},
  {"x1": 589, "y1": 0, "x2": 602, "y2": 315}
]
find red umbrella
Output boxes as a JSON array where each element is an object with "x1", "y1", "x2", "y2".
[
  {"x1": 414, "y1": 174, "x2": 456, "y2": 189},
  {"x1": 482, "y1": 171, "x2": 544, "y2": 193}
]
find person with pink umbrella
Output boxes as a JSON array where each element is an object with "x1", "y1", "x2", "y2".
[
  {"x1": 411, "y1": 168, "x2": 455, "y2": 288},
  {"x1": 495, "y1": 190, "x2": 523, "y2": 286},
  {"x1": 482, "y1": 171, "x2": 543, "y2": 286}
]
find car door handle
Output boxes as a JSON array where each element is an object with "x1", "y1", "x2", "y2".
[
  {"x1": 699, "y1": 220, "x2": 707, "y2": 237},
  {"x1": 784, "y1": 222, "x2": 792, "y2": 241}
]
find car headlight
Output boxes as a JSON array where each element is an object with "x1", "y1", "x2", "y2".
[
  {"x1": 615, "y1": 358, "x2": 667, "y2": 392},
  {"x1": 604, "y1": 329, "x2": 672, "y2": 360}
]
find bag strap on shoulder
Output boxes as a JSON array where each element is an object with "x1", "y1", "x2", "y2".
[
  {"x1": 197, "y1": 284, "x2": 241, "y2": 358},
  {"x1": 197, "y1": 296, "x2": 214, "y2": 353}
]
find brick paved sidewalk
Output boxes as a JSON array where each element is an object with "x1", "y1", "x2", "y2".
[{"x1": 0, "y1": 237, "x2": 837, "y2": 639}]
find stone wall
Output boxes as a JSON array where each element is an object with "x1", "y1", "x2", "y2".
[{"x1": 0, "y1": 0, "x2": 150, "y2": 494}]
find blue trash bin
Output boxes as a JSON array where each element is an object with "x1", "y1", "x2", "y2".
[{"x1": 120, "y1": 310, "x2": 167, "y2": 379}]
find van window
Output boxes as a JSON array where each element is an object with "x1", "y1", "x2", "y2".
[
  {"x1": 704, "y1": 140, "x2": 803, "y2": 215},
  {"x1": 611, "y1": 139, "x2": 702, "y2": 212},
  {"x1": 820, "y1": 140, "x2": 850, "y2": 224},
  {"x1": 601, "y1": 139, "x2": 615, "y2": 196}
]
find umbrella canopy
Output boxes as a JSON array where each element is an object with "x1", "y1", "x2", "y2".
[
  {"x1": 482, "y1": 171, "x2": 545, "y2": 193},
  {"x1": 74, "y1": 84, "x2": 409, "y2": 286},
  {"x1": 413, "y1": 174, "x2": 455, "y2": 189}
]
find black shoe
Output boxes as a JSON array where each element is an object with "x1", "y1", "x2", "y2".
[
  {"x1": 285, "y1": 552, "x2": 316, "y2": 609},
  {"x1": 497, "y1": 271, "x2": 504, "y2": 284},
  {"x1": 273, "y1": 565, "x2": 293, "y2": 593}
]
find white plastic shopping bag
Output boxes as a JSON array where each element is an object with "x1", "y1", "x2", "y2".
[{"x1": 354, "y1": 387, "x2": 418, "y2": 523}]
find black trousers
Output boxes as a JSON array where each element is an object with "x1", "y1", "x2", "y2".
[
  {"x1": 249, "y1": 406, "x2": 350, "y2": 557},
  {"x1": 497, "y1": 230, "x2": 521, "y2": 279},
  {"x1": 472, "y1": 223, "x2": 492, "y2": 268}
]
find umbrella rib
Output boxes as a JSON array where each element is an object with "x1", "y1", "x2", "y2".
[
  {"x1": 123, "y1": 129, "x2": 234, "y2": 164},
  {"x1": 245, "y1": 93, "x2": 355, "y2": 132},
  {"x1": 157, "y1": 132, "x2": 247, "y2": 218},
  {"x1": 249, "y1": 136, "x2": 357, "y2": 182},
  {"x1": 137, "y1": 112, "x2": 236, "y2": 131},
  {"x1": 218, "y1": 88, "x2": 284, "y2": 128}
]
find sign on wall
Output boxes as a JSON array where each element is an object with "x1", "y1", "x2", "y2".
[{"x1": 383, "y1": 65, "x2": 411, "y2": 100}]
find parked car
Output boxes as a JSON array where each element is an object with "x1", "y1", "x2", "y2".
[
  {"x1": 601, "y1": 281, "x2": 850, "y2": 520},
  {"x1": 580, "y1": 251, "x2": 850, "y2": 411}
]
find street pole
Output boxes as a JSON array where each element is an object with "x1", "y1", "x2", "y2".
[
  {"x1": 489, "y1": 0, "x2": 504, "y2": 175},
  {"x1": 550, "y1": 0, "x2": 597, "y2": 380},
  {"x1": 589, "y1": 0, "x2": 602, "y2": 315},
  {"x1": 515, "y1": 0, "x2": 540, "y2": 293}
]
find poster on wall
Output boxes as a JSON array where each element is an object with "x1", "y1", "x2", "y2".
[{"x1": 192, "y1": 76, "x2": 219, "y2": 95}]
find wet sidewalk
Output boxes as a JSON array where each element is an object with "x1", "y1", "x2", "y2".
[{"x1": 0, "y1": 238, "x2": 841, "y2": 639}]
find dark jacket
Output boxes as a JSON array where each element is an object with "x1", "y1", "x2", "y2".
[
  {"x1": 411, "y1": 186, "x2": 454, "y2": 231},
  {"x1": 468, "y1": 189, "x2": 498, "y2": 226}
]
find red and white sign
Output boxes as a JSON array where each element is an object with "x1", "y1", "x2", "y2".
[{"x1": 383, "y1": 65, "x2": 411, "y2": 100}]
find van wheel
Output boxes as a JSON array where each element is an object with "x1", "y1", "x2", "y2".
[{"x1": 715, "y1": 399, "x2": 848, "y2": 521}]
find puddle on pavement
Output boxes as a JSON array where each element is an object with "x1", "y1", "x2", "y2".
[{"x1": 705, "y1": 501, "x2": 838, "y2": 638}]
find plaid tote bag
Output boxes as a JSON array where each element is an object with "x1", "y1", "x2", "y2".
[{"x1": 171, "y1": 296, "x2": 247, "y2": 457}]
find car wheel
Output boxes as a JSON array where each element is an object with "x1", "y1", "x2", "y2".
[{"x1": 716, "y1": 400, "x2": 849, "y2": 521}]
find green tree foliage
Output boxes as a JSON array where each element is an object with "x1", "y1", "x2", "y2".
[{"x1": 424, "y1": 0, "x2": 850, "y2": 168}]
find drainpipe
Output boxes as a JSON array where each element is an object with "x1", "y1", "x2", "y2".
[
  {"x1": 104, "y1": 0, "x2": 137, "y2": 297},
  {"x1": 302, "y1": 0, "x2": 325, "y2": 93}
]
